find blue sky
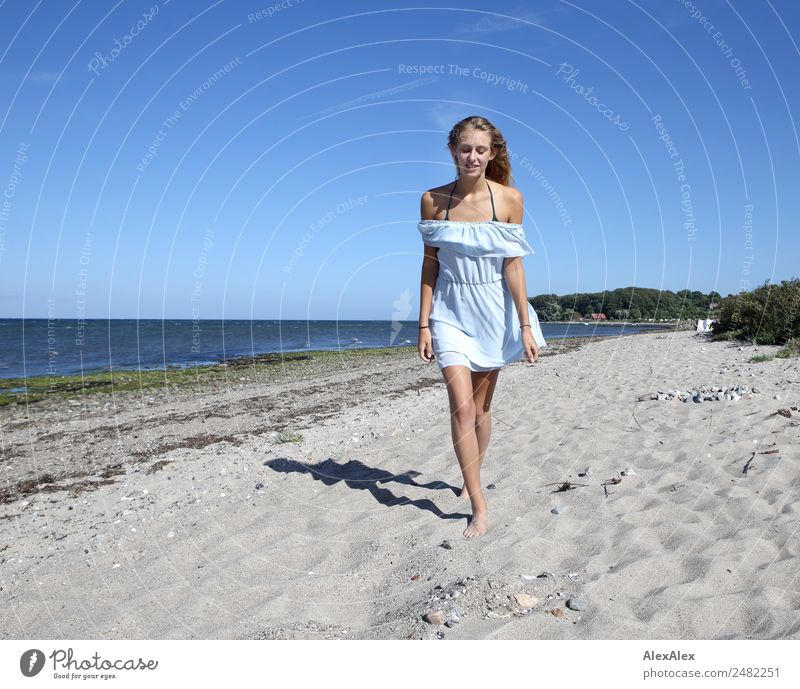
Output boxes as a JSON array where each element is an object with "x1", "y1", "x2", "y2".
[{"x1": 0, "y1": 0, "x2": 798, "y2": 319}]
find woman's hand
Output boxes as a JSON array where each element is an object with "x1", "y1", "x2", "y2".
[
  {"x1": 418, "y1": 328, "x2": 436, "y2": 363},
  {"x1": 522, "y1": 328, "x2": 539, "y2": 363}
]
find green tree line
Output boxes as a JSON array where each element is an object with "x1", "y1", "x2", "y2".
[{"x1": 528, "y1": 287, "x2": 723, "y2": 322}]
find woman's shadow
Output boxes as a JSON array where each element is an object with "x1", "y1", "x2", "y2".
[{"x1": 264, "y1": 457, "x2": 470, "y2": 522}]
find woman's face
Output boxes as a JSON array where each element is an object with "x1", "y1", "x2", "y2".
[{"x1": 450, "y1": 129, "x2": 496, "y2": 177}]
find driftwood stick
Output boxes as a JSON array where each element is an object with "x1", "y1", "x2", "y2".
[
  {"x1": 492, "y1": 414, "x2": 515, "y2": 429},
  {"x1": 743, "y1": 452, "x2": 756, "y2": 475}
]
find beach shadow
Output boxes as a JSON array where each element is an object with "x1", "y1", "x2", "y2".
[{"x1": 264, "y1": 457, "x2": 469, "y2": 521}]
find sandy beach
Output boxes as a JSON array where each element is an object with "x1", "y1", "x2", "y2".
[{"x1": 1, "y1": 329, "x2": 798, "y2": 640}]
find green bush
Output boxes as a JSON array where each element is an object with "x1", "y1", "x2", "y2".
[
  {"x1": 749, "y1": 354, "x2": 773, "y2": 363},
  {"x1": 276, "y1": 431, "x2": 303, "y2": 443},
  {"x1": 776, "y1": 338, "x2": 800, "y2": 358},
  {"x1": 712, "y1": 278, "x2": 800, "y2": 345}
]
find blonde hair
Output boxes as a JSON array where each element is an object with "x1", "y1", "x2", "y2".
[{"x1": 447, "y1": 115, "x2": 514, "y2": 187}]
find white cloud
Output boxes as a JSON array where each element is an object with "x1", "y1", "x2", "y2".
[
  {"x1": 451, "y1": 8, "x2": 546, "y2": 35},
  {"x1": 304, "y1": 75, "x2": 439, "y2": 120}
]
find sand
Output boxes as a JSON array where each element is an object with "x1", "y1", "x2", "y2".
[{"x1": 1, "y1": 329, "x2": 798, "y2": 640}]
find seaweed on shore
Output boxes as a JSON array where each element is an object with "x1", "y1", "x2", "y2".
[
  {"x1": 0, "y1": 331, "x2": 610, "y2": 410},
  {"x1": 0, "y1": 346, "x2": 419, "y2": 408}
]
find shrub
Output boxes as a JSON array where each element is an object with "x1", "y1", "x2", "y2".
[
  {"x1": 712, "y1": 278, "x2": 800, "y2": 346},
  {"x1": 776, "y1": 338, "x2": 800, "y2": 359}
]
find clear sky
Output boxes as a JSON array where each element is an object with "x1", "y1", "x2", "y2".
[{"x1": 0, "y1": 0, "x2": 798, "y2": 319}]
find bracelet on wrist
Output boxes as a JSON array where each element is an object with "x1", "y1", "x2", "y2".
[
  {"x1": 520, "y1": 324, "x2": 531, "y2": 328},
  {"x1": 419, "y1": 325, "x2": 430, "y2": 329}
]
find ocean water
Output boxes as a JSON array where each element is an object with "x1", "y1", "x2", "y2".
[{"x1": 0, "y1": 319, "x2": 670, "y2": 380}]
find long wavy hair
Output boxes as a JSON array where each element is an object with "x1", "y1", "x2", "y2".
[{"x1": 447, "y1": 115, "x2": 514, "y2": 187}]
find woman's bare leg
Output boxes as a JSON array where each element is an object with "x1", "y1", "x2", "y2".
[
  {"x1": 460, "y1": 368, "x2": 500, "y2": 499},
  {"x1": 442, "y1": 365, "x2": 487, "y2": 537}
]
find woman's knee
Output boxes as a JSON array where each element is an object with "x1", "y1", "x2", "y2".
[{"x1": 450, "y1": 396, "x2": 477, "y2": 424}]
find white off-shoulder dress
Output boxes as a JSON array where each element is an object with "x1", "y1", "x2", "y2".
[{"x1": 418, "y1": 218, "x2": 548, "y2": 371}]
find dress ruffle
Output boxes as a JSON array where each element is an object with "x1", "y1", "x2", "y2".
[{"x1": 418, "y1": 220, "x2": 535, "y2": 257}]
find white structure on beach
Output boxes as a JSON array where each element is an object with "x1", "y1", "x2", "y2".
[{"x1": 696, "y1": 318, "x2": 716, "y2": 332}]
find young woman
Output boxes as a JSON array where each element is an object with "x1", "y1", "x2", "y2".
[{"x1": 417, "y1": 115, "x2": 547, "y2": 538}]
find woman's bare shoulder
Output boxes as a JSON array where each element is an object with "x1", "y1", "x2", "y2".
[
  {"x1": 488, "y1": 180, "x2": 523, "y2": 223},
  {"x1": 487, "y1": 179, "x2": 522, "y2": 199},
  {"x1": 422, "y1": 183, "x2": 455, "y2": 201},
  {"x1": 420, "y1": 183, "x2": 454, "y2": 221}
]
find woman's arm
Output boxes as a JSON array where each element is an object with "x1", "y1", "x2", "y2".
[
  {"x1": 418, "y1": 191, "x2": 439, "y2": 325},
  {"x1": 418, "y1": 192, "x2": 439, "y2": 363},
  {"x1": 503, "y1": 257, "x2": 531, "y2": 327},
  {"x1": 419, "y1": 243, "x2": 439, "y2": 324},
  {"x1": 505, "y1": 257, "x2": 539, "y2": 362},
  {"x1": 502, "y1": 187, "x2": 530, "y2": 326}
]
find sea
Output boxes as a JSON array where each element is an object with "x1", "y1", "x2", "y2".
[{"x1": 0, "y1": 319, "x2": 671, "y2": 380}]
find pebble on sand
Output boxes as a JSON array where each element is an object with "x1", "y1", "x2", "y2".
[
  {"x1": 423, "y1": 610, "x2": 446, "y2": 626},
  {"x1": 446, "y1": 605, "x2": 464, "y2": 626},
  {"x1": 551, "y1": 506, "x2": 568, "y2": 514},
  {"x1": 514, "y1": 593, "x2": 538, "y2": 608},
  {"x1": 566, "y1": 597, "x2": 588, "y2": 611}
]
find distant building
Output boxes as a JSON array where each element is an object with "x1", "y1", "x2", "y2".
[{"x1": 591, "y1": 313, "x2": 607, "y2": 320}]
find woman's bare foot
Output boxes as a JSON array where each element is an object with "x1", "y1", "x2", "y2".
[{"x1": 463, "y1": 508, "x2": 488, "y2": 538}]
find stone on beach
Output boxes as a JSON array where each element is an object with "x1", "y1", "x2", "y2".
[
  {"x1": 514, "y1": 593, "x2": 538, "y2": 608},
  {"x1": 641, "y1": 382, "x2": 761, "y2": 403},
  {"x1": 566, "y1": 597, "x2": 588, "y2": 611},
  {"x1": 422, "y1": 610, "x2": 446, "y2": 626}
]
